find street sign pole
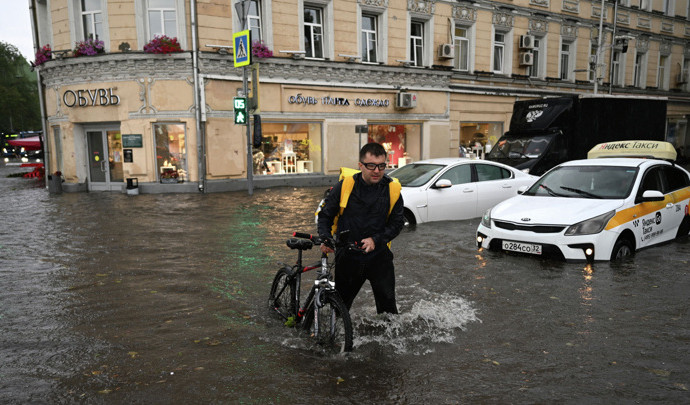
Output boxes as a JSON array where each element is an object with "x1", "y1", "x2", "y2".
[
  {"x1": 244, "y1": 65, "x2": 253, "y2": 195},
  {"x1": 233, "y1": 6, "x2": 253, "y2": 195}
]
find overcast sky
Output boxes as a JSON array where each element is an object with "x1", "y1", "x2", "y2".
[{"x1": 0, "y1": 2, "x2": 35, "y2": 60}]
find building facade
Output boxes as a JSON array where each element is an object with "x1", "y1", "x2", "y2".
[{"x1": 30, "y1": 0, "x2": 690, "y2": 192}]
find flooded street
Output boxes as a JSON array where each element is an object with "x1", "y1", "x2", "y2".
[{"x1": 2, "y1": 163, "x2": 689, "y2": 404}]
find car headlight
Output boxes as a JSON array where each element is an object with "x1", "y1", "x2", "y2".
[
  {"x1": 481, "y1": 208, "x2": 492, "y2": 229},
  {"x1": 565, "y1": 210, "x2": 616, "y2": 236}
]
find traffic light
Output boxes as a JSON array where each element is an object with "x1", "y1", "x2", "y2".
[{"x1": 234, "y1": 97, "x2": 247, "y2": 125}]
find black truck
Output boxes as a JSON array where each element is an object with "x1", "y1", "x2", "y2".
[{"x1": 486, "y1": 95, "x2": 667, "y2": 175}]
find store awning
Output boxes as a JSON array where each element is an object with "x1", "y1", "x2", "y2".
[{"x1": 8, "y1": 136, "x2": 42, "y2": 151}]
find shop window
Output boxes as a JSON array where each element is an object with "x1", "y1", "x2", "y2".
[
  {"x1": 252, "y1": 123, "x2": 322, "y2": 175},
  {"x1": 367, "y1": 124, "x2": 421, "y2": 168},
  {"x1": 154, "y1": 123, "x2": 187, "y2": 183},
  {"x1": 460, "y1": 122, "x2": 504, "y2": 155}
]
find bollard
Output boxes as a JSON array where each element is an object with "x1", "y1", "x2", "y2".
[
  {"x1": 126, "y1": 178, "x2": 139, "y2": 195},
  {"x1": 48, "y1": 172, "x2": 63, "y2": 194}
]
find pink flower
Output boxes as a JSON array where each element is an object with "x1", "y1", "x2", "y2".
[
  {"x1": 251, "y1": 40, "x2": 273, "y2": 59},
  {"x1": 73, "y1": 38, "x2": 105, "y2": 57},
  {"x1": 144, "y1": 36, "x2": 183, "y2": 54},
  {"x1": 32, "y1": 44, "x2": 52, "y2": 67}
]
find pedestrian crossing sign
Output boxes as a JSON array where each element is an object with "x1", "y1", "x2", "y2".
[{"x1": 233, "y1": 30, "x2": 251, "y2": 67}]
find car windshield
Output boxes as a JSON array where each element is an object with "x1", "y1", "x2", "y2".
[
  {"x1": 389, "y1": 163, "x2": 445, "y2": 187},
  {"x1": 524, "y1": 165, "x2": 638, "y2": 199},
  {"x1": 488, "y1": 134, "x2": 554, "y2": 160}
]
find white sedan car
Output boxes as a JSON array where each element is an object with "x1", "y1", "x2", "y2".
[
  {"x1": 388, "y1": 158, "x2": 538, "y2": 225},
  {"x1": 476, "y1": 141, "x2": 690, "y2": 262}
]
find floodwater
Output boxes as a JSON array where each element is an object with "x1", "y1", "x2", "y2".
[{"x1": 2, "y1": 163, "x2": 690, "y2": 404}]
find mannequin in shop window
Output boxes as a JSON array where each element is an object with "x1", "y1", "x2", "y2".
[{"x1": 253, "y1": 150, "x2": 273, "y2": 175}]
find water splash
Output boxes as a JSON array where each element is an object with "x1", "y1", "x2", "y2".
[{"x1": 353, "y1": 288, "x2": 481, "y2": 355}]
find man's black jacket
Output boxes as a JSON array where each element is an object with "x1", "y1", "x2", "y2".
[{"x1": 317, "y1": 173, "x2": 404, "y2": 261}]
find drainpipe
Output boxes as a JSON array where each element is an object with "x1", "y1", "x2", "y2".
[
  {"x1": 190, "y1": 0, "x2": 206, "y2": 192},
  {"x1": 28, "y1": 0, "x2": 50, "y2": 188},
  {"x1": 607, "y1": 0, "x2": 619, "y2": 94}
]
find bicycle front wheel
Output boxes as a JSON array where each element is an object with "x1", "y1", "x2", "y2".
[
  {"x1": 303, "y1": 292, "x2": 353, "y2": 353},
  {"x1": 268, "y1": 267, "x2": 295, "y2": 322}
]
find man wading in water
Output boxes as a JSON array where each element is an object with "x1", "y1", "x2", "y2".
[{"x1": 317, "y1": 142, "x2": 405, "y2": 314}]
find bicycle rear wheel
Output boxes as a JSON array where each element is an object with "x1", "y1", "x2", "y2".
[
  {"x1": 302, "y1": 292, "x2": 353, "y2": 353},
  {"x1": 268, "y1": 267, "x2": 295, "y2": 322}
]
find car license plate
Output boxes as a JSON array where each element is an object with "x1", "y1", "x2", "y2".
[{"x1": 502, "y1": 240, "x2": 542, "y2": 255}]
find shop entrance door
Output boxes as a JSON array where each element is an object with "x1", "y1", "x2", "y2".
[{"x1": 86, "y1": 129, "x2": 124, "y2": 191}]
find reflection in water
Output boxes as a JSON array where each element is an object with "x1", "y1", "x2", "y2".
[{"x1": 2, "y1": 163, "x2": 690, "y2": 404}]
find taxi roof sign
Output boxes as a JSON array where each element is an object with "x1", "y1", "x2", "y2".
[{"x1": 587, "y1": 140, "x2": 677, "y2": 161}]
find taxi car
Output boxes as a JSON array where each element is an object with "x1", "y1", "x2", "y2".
[
  {"x1": 388, "y1": 158, "x2": 537, "y2": 225},
  {"x1": 476, "y1": 141, "x2": 690, "y2": 261}
]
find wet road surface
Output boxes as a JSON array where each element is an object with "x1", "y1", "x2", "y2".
[{"x1": 1, "y1": 163, "x2": 689, "y2": 403}]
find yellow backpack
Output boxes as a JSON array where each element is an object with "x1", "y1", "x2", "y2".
[{"x1": 320, "y1": 167, "x2": 401, "y2": 247}]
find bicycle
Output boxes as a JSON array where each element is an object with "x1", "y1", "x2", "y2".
[{"x1": 268, "y1": 230, "x2": 362, "y2": 353}]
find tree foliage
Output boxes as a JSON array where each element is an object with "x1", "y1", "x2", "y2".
[{"x1": 0, "y1": 41, "x2": 41, "y2": 134}]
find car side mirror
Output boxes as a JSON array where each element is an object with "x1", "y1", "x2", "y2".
[
  {"x1": 433, "y1": 179, "x2": 453, "y2": 189},
  {"x1": 517, "y1": 185, "x2": 529, "y2": 194},
  {"x1": 640, "y1": 190, "x2": 665, "y2": 202}
]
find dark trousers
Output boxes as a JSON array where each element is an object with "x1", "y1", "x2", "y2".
[{"x1": 334, "y1": 250, "x2": 398, "y2": 314}]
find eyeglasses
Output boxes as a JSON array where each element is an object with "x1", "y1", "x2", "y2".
[{"x1": 360, "y1": 162, "x2": 387, "y2": 171}]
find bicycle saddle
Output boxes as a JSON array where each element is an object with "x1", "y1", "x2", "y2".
[{"x1": 286, "y1": 238, "x2": 313, "y2": 250}]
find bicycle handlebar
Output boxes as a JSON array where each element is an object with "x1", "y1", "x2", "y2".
[{"x1": 292, "y1": 231, "x2": 365, "y2": 253}]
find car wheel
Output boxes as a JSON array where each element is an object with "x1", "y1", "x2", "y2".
[
  {"x1": 676, "y1": 216, "x2": 690, "y2": 239},
  {"x1": 610, "y1": 237, "x2": 634, "y2": 261},
  {"x1": 403, "y1": 210, "x2": 416, "y2": 227}
]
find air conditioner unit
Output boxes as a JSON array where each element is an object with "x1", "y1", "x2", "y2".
[
  {"x1": 396, "y1": 92, "x2": 417, "y2": 109},
  {"x1": 438, "y1": 43, "x2": 454, "y2": 59},
  {"x1": 519, "y1": 35, "x2": 536, "y2": 49},
  {"x1": 519, "y1": 52, "x2": 534, "y2": 66}
]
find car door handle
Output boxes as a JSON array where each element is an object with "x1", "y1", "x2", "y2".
[
  {"x1": 502, "y1": 184, "x2": 512, "y2": 188},
  {"x1": 666, "y1": 203, "x2": 674, "y2": 209},
  {"x1": 463, "y1": 188, "x2": 474, "y2": 193}
]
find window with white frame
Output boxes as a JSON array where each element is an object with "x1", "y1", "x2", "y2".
[
  {"x1": 528, "y1": 37, "x2": 544, "y2": 78},
  {"x1": 362, "y1": 13, "x2": 378, "y2": 63},
  {"x1": 493, "y1": 32, "x2": 506, "y2": 73},
  {"x1": 683, "y1": 58, "x2": 690, "y2": 90},
  {"x1": 560, "y1": 41, "x2": 573, "y2": 80},
  {"x1": 247, "y1": 0, "x2": 262, "y2": 42},
  {"x1": 148, "y1": 0, "x2": 177, "y2": 38},
  {"x1": 304, "y1": 6, "x2": 324, "y2": 58},
  {"x1": 589, "y1": 44, "x2": 598, "y2": 82},
  {"x1": 663, "y1": 0, "x2": 674, "y2": 16},
  {"x1": 658, "y1": 54, "x2": 669, "y2": 89},
  {"x1": 633, "y1": 52, "x2": 646, "y2": 87},
  {"x1": 410, "y1": 21, "x2": 424, "y2": 66},
  {"x1": 454, "y1": 26, "x2": 470, "y2": 72},
  {"x1": 612, "y1": 50, "x2": 622, "y2": 85},
  {"x1": 81, "y1": 0, "x2": 103, "y2": 40}
]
